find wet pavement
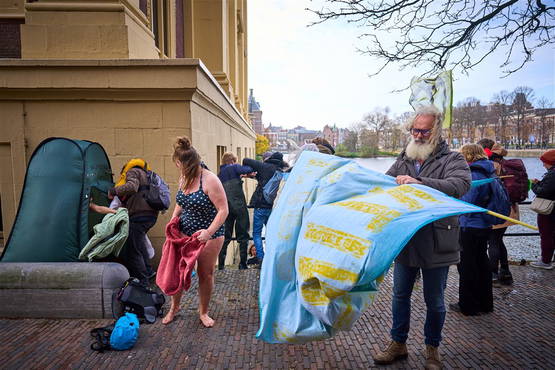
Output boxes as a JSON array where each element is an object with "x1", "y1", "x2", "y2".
[{"x1": 1, "y1": 265, "x2": 554, "y2": 369}]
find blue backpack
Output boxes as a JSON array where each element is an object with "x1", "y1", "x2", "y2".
[
  {"x1": 139, "y1": 169, "x2": 171, "y2": 211},
  {"x1": 90, "y1": 312, "x2": 139, "y2": 352},
  {"x1": 263, "y1": 170, "x2": 284, "y2": 204},
  {"x1": 483, "y1": 178, "x2": 511, "y2": 225}
]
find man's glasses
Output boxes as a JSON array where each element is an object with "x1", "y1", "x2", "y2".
[{"x1": 410, "y1": 128, "x2": 432, "y2": 136}]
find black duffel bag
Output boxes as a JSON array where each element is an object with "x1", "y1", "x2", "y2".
[{"x1": 113, "y1": 278, "x2": 165, "y2": 324}]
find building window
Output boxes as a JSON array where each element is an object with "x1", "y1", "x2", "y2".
[
  {"x1": 175, "y1": 0, "x2": 184, "y2": 58},
  {"x1": 236, "y1": 147, "x2": 242, "y2": 162},
  {"x1": 0, "y1": 19, "x2": 24, "y2": 59},
  {"x1": 139, "y1": 0, "x2": 147, "y2": 15},
  {"x1": 151, "y1": 0, "x2": 170, "y2": 57},
  {"x1": 216, "y1": 146, "x2": 227, "y2": 169}
]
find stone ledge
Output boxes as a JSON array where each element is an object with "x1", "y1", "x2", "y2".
[{"x1": 0, "y1": 262, "x2": 129, "y2": 319}]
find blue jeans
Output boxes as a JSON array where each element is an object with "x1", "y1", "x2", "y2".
[
  {"x1": 252, "y1": 208, "x2": 272, "y2": 261},
  {"x1": 391, "y1": 263, "x2": 450, "y2": 347}
]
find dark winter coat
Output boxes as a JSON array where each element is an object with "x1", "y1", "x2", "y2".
[
  {"x1": 218, "y1": 164, "x2": 253, "y2": 211},
  {"x1": 243, "y1": 153, "x2": 288, "y2": 209},
  {"x1": 459, "y1": 159, "x2": 496, "y2": 229},
  {"x1": 110, "y1": 168, "x2": 158, "y2": 219},
  {"x1": 386, "y1": 140, "x2": 472, "y2": 269},
  {"x1": 532, "y1": 166, "x2": 555, "y2": 216},
  {"x1": 532, "y1": 166, "x2": 555, "y2": 201}
]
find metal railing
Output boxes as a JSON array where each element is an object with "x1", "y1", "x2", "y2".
[{"x1": 502, "y1": 201, "x2": 540, "y2": 237}]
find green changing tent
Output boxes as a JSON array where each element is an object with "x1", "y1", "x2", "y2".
[{"x1": 1, "y1": 138, "x2": 114, "y2": 262}]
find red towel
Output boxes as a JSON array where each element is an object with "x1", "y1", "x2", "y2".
[{"x1": 156, "y1": 217, "x2": 205, "y2": 296}]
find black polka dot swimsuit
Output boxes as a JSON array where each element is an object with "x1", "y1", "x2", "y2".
[{"x1": 176, "y1": 173, "x2": 224, "y2": 239}]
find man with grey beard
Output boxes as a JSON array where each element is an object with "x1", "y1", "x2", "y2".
[{"x1": 373, "y1": 106, "x2": 471, "y2": 370}]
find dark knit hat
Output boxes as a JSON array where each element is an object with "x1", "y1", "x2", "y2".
[{"x1": 540, "y1": 149, "x2": 555, "y2": 166}]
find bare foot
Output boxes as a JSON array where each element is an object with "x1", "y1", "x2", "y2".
[
  {"x1": 199, "y1": 314, "x2": 215, "y2": 328},
  {"x1": 162, "y1": 309, "x2": 179, "y2": 325}
]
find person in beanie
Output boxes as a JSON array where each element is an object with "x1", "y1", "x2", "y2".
[
  {"x1": 530, "y1": 149, "x2": 555, "y2": 269},
  {"x1": 242, "y1": 152, "x2": 288, "y2": 265}
]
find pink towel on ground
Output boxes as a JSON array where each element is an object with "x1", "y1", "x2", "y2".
[{"x1": 156, "y1": 217, "x2": 205, "y2": 296}]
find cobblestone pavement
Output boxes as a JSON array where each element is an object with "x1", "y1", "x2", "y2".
[
  {"x1": 1, "y1": 266, "x2": 554, "y2": 369},
  {"x1": 504, "y1": 205, "x2": 543, "y2": 262}
]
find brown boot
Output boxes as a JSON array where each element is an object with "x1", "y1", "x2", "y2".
[
  {"x1": 424, "y1": 345, "x2": 442, "y2": 370},
  {"x1": 372, "y1": 340, "x2": 408, "y2": 365}
]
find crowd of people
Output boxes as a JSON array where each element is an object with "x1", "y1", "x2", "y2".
[{"x1": 88, "y1": 106, "x2": 554, "y2": 366}]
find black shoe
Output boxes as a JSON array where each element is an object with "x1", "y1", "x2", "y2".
[
  {"x1": 239, "y1": 264, "x2": 248, "y2": 270},
  {"x1": 449, "y1": 303, "x2": 480, "y2": 316},
  {"x1": 499, "y1": 271, "x2": 513, "y2": 285},
  {"x1": 218, "y1": 265, "x2": 224, "y2": 270}
]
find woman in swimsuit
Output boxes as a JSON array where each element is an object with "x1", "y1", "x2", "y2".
[{"x1": 163, "y1": 136, "x2": 228, "y2": 327}]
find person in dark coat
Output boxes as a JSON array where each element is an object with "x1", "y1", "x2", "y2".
[
  {"x1": 242, "y1": 152, "x2": 288, "y2": 264},
  {"x1": 108, "y1": 159, "x2": 159, "y2": 286},
  {"x1": 217, "y1": 152, "x2": 254, "y2": 270},
  {"x1": 530, "y1": 149, "x2": 555, "y2": 270},
  {"x1": 450, "y1": 144, "x2": 496, "y2": 316},
  {"x1": 373, "y1": 106, "x2": 471, "y2": 370}
]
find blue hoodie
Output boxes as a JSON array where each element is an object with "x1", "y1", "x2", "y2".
[{"x1": 459, "y1": 159, "x2": 496, "y2": 229}]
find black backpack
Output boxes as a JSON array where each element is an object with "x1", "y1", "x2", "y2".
[{"x1": 113, "y1": 278, "x2": 165, "y2": 324}]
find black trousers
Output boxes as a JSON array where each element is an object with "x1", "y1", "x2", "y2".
[
  {"x1": 488, "y1": 227, "x2": 510, "y2": 275},
  {"x1": 457, "y1": 227, "x2": 493, "y2": 315},
  {"x1": 121, "y1": 217, "x2": 156, "y2": 284},
  {"x1": 219, "y1": 204, "x2": 250, "y2": 268}
]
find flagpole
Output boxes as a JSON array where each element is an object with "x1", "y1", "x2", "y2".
[{"x1": 486, "y1": 211, "x2": 538, "y2": 230}]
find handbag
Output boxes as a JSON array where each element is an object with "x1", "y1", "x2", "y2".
[{"x1": 530, "y1": 197, "x2": 555, "y2": 215}]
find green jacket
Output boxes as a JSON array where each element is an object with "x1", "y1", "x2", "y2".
[{"x1": 79, "y1": 208, "x2": 129, "y2": 262}]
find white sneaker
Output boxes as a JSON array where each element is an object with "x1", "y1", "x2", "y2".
[{"x1": 530, "y1": 261, "x2": 554, "y2": 270}]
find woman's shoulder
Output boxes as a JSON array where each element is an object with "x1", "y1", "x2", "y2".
[{"x1": 202, "y1": 169, "x2": 223, "y2": 186}]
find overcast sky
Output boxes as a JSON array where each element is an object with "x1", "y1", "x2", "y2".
[{"x1": 248, "y1": 0, "x2": 555, "y2": 130}]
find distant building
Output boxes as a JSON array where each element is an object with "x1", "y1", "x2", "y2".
[
  {"x1": 323, "y1": 124, "x2": 344, "y2": 147},
  {"x1": 248, "y1": 89, "x2": 264, "y2": 135}
]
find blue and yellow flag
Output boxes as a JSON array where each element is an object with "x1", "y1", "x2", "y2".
[{"x1": 256, "y1": 151, "x2": 483, "y2": 343}]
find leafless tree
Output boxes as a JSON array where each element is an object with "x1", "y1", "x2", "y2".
[
  {"x1": 490, "y1": 90, "x2": 515, "y2": 144},
  {"x1": 358, "y1": 125, "x2": 376, "y2": 149},
  {"x1": 362, "y1": 107, "x2": 391, "y2": 148},
  {"x1": 453, "y1": 97, "x2": 484, "y2": 142},
  {"x1": 308, "y1": 1, "x2": 555, "y2": 77},
  {"x1": 511, "y1": 86, "x2": 535, "y2": 145},
  {"x1": 342, "y1": 128, "x2": 359, "y2": 151},
  {"x1": 535, "y1": 97, "x2": 554, "y2": 147}
]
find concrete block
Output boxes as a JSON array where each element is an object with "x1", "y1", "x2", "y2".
[
  {"x1": 20, "y1": 25, "x2": 48, "y2": 56},
  {"x1": 115, "y1": 128, "x2": 143, "y2": 156},
  {"x1": 47, "y1": 25, "x2": 101, "y2": 54},
  {"x1": 0, "y1": 262, "x2": 129, "y2": 319},
  {"x1": 162, "y1": 102, "x2": 192, "y2": 129},
  {"x1": 99, "y1": 25, "x2": 129, "y2": 54}
]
